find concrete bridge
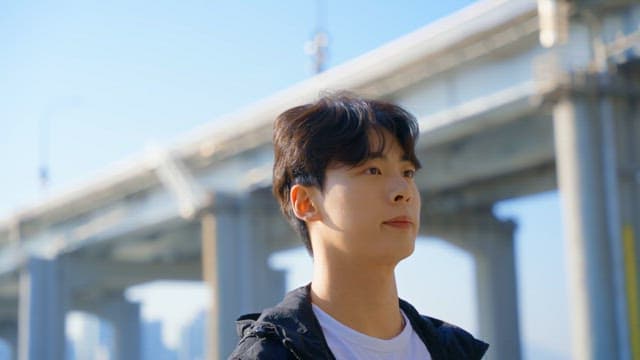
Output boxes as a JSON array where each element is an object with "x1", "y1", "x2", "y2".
[{"x1": 0, "y1": 0, "x2": 639, "y2": 359}]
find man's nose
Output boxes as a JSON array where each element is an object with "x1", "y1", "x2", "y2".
[{"x1": 390, "y1": 178, "x2": 411, "y2": 203}]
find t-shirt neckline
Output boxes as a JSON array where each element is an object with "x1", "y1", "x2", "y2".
[{"x1": 311, "y1": 303, "x2": 412, "y2": 353}]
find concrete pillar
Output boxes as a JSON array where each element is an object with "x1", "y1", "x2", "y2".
[
  {"x1": 614, "y1": 86, "x2": 640, "y2": 359},
  {"x1": 420, "y1": 211, "x2": 522, "y2": 360},
  {"x1": 99, "y1": 295, "x2": 141, "y2": 360},
  {"x1": 600, "y1": 84, "x2": 640, "y2": 360},
  {"x1": 18, "y1": 257, "x2": 68, "y2": 360},
  {"x1": 201, "y1": 191, "x2": 287, "y2": 360},
  {"x1": 553, "y1": 94, "x2": 620, "y2": 359},
  {"x1": 471, "y1": 218, "x2": 521, "y2": 360},
  {"x1": 0, "y1": 320, "x2": 18, "y2": 360}
]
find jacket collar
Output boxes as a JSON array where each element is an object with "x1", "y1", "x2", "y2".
[{"x1": 236, "y1": 284, "x2": 335, "y2": 359}]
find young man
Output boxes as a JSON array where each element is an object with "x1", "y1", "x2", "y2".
[{"x1": 229, "y1": 93, "x2": 488, "y2": 359}]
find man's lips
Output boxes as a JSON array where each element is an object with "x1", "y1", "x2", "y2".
[{"x1": 383, "y1": 216, "x2": 414, "y2": 228}]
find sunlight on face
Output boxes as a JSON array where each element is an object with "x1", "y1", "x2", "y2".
[{"x1": 310, "y1": 130, "x2": 421, "y2": 266}]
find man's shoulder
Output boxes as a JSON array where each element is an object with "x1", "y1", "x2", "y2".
[
  {"x1": 228, "y1": 325, "x2": 294, "y2": 360},
  {"x1": 229, "y1": 285, "x2": 333, "y2": 360},
  {"x1": 400, "y1": 299, "x2": 489, "y2": 359},
  {"x1": 422, "y1": 314, "x2": 489, "y2": 359},
  {"x1": 229, "y1": 311, "x2": 301, "y2": 360}
]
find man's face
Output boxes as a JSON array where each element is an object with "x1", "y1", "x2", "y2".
[{"x1": 310, "y1": 130, "x2": 421, "y2": 266}]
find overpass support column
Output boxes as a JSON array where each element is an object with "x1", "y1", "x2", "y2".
[
  {"x1": 18, "y1": 257, "x2": 69, "y2": 360},
  {"x1": 98, "y1": 295, "x2": 141, "y2": 360},
  {"x1": 470, "y1": 217, "x2": 520, "y2": 360},
  {"x1": 553, "y1": 94, "x2": 621, "y2": 359},
  {"x1": 422, "y1": 211, "x2": 521, "y2": 360},
  {"x1": 0, "y1": 320, "x2": 17, "y2": 360},
  {"x1": 201, "y1": 192, "x2": 287, "y2": 360},
  {"x1": 619, "y1": 82, "x2": 640, "y2": 360}
]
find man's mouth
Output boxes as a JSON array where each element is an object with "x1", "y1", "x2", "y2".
[{"x1": 383, "y1": 216, "x2": 414, "y2": 229}]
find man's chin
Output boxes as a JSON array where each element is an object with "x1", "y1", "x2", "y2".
[{"x1": 375, "y1": 242, "x2": 416, "y2": 267}]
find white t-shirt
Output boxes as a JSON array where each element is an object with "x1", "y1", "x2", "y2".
[{"x1": 311, "y1": 304, "x2": 433, "y2": 360}]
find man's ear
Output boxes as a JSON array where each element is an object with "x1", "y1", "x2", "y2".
[{"x1": 290, "y1": 184, "x2": 321, "y2": 221}]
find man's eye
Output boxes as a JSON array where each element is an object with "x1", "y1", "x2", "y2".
[
  {"x1": 404, "y1": 169, "x2": 416, "y2": 178},
  {"x1": 365, "y1": 167, "x2": 382, "y2": 175}
]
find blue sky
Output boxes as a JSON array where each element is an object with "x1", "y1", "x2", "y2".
[{"x1": 1, "y1": 1, "x2": 571, "y2": 358}]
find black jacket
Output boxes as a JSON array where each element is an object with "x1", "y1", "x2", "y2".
[{"x1": 229, "y1": 285, "x2": 488, "y2": 359}]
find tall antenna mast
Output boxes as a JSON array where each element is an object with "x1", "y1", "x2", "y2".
[
  {"x1": 305, "y1": 0, "x2": 329, "y2": 74},
  {"x1": 38, "y1": 114, "x2": 50, "y2": 192}
]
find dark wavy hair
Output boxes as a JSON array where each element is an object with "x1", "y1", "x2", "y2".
[{"x1": 272, "y1": 92, "x2": 421, "y2": 255}]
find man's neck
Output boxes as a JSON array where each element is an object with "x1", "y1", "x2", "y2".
[{"x1": 310, "y1": 256, "x2": 404, "y2": 340}]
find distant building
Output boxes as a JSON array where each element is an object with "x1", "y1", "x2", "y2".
[
  {"x1": 178, "y1": 310, "x2": 207, "y2": 360},
  {"x1": 142, "y1": 320, "x2": 177, "y2": 360},
  {"x1": 0, "y1": 340, "x2": 11, "y2": 360},
  {"x1": 65, "y1": 337, "x2": 75, "y2": 360},
  {"x1": 97, "y1": 319, "x2": 114, "y2": 360},
  {"x1": 66, "y1": 314, "x2": 113, "y2": 360}
]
